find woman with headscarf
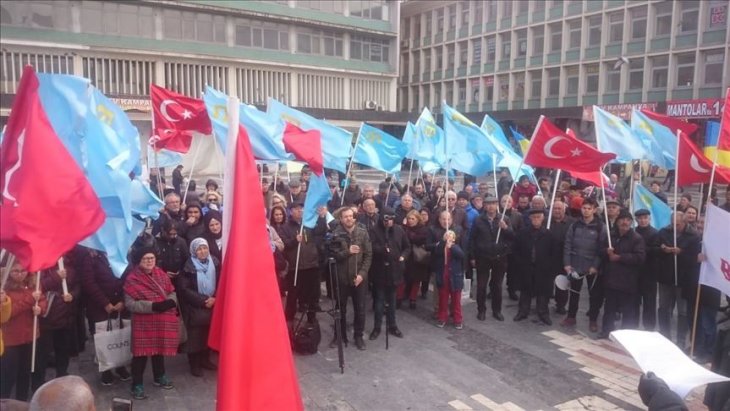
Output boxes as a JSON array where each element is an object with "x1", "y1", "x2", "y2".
[
  {"x1": 182, "y1": 203, "x2": 205, "y2": 245},
  {"x1": 202, "y1": 210, "x2": 223, "y2": 263},
  {"x1": 178, "y1": 238, "x2": 220, "y2": 377},
  {"x1": 123, "y1": 247, "x2": 179, "y2": 400},
  {"x1": 399, "y1": 210, "x2": 431, "y2": 309}
]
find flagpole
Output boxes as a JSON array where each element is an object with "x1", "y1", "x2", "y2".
[
  {"x1": 211, "y1": 130, "x2": 224, "y2": 182},
  {"x1": 496, "y1": 115, "x2": 544, "y2": 243},
  {"x1": 491, "y1": 153, "x2": 498, "y2": 199},
  {"x1": 0, "y1": 252, "x2": 15, "y2": 292},
  {"x1": 599, "y1": 166, "x2": 613, "y2": 249},
  {"x1": 673, "y1": 130, "x2": 680, "y2": 287},
  {"x1": 628, "y1": 162, "x2": 635, "y2": 209},
  {"x1": 273, "y1": 163, "x2": 279, "y2": 194},
  {"x1": 31, "y1": 271, "x2": 41, "y2": 372},
  {"x1": 546, "y1": 169, "x2": 562, "y2": 230},
  {"x1": 384, "y1": 173, "x2": 393, "y2": 207},
  {"x1": 406, "y1": 130, "x2": 418, "y2": 194},
  {"x1": 293, "y1": 223, "x2": 305, "y2": 287},
  {"x1": 341, "y1": 125, "x2": 363, "y2": 206},
  {"x1": 182, "y1": 136, "x2": 203, "y2": 205}
]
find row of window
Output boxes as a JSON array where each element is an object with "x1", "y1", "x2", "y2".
[
  {"x1": 0, "y1": 1, "x2": 391, "y2": 63},
  {"x1": 290, "y1": 0, "x2": 390, "y2": 21},
  {"x1": 402, "y1": 50, "x2": 725, "y2": 107},
  {"x1": 404, "y1": 0, "x2": 715, "y2": 40}
]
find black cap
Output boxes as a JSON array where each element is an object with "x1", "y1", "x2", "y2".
[
  {"x1": 484, "y1": 196, "x2": 499, "y2": 203},
  {"x1": 457, "y1": 191, "x2": 470, "y2": 200},
  {"x1": 527, "y1": 208, "x2": 546, "y2": 216},
  {"x1": 289, "y1": 201, "x2": 304, "y2": 209},
  {"x1": 617, "y1": 209, "x2": 633, "y2": 220},
  {"x1": 606, "y1": 198, "x2": 621, "y2": 206},
  {"x1": 634, "y1": 209, "x2": 651, "y2": 217},
  {"x1": 381, "y1": 207, "x2": 396, "y2": 217}
]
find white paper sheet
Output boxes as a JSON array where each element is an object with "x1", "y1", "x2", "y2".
[{"x1": 610, "y1": 330, "x2": 730, "y2": 398}]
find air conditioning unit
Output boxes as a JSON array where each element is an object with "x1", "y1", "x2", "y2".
[
  {"x1": 364, "y1": 100, "x2": 378, "y2": 110},
  {"x1": 376, "y1": 105, "x2": 385, "y2": 111}
]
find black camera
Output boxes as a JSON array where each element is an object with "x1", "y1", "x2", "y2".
[{"x1": 324, "y1": 231, "x2": 349, "y2": 258}]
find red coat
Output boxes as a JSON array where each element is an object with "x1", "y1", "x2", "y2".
[
  {"x1": 511, "y1": 183, "x2": 538, "y2": 205},
  {"x1": 4, "y1": 283, "x2": 48, "y2": 347}
]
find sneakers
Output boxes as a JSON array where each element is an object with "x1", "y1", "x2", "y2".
[
  {"x1": 116, "y1": 367, "x2": 131, "y2": 382},
  {"x1": 454, "y1": 323, "x2": 463, "y2": 330},
  {"x1": 131, "y1": 384, "x2": 148, "y2": 400},
  {"x1": 153, "y1": 375, "x2": 174, "y2": 390},
  {"x1": 101, "y1": 370, "x2": 114, "y2": 386},
  {"x1": 436, "y1": 321, "x2": 446, "y2": 328}
]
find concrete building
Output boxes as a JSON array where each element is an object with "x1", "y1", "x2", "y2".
[
  {"x1": 0, "y1": 0, "x2": 402, "y2": 135},
  {"x1": 398, "y1": 0, "x2": 730, "y2": 132}
]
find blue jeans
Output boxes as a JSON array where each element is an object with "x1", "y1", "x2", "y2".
[{"x1": 372, "y1": 285, "x2": 397, "y2": 330}]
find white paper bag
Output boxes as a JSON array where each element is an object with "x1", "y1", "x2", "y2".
[{"x1": 94, "y1": 318, "x2": 132, "y2": 372}]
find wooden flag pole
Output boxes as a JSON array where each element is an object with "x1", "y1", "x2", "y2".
[
  {"x1": 30, "y1": 271, "x2": 41, "y2": 372},
  {"x1": 491, "y1": 154, "x2": 498, "y2": 199},
  {"x1": 58, "y1": 257, "x2": 68, "y2": 296},
  {"x1": 546, "y1": 169, "x2": 562, "y2": 230},
  {"x1": 293, "y1": 223, "x2": 305, "y2": 287}
]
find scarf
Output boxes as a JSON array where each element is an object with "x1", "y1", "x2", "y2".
[{"x1": 190, "y1": 238, "x2": 216, "y2": 296}]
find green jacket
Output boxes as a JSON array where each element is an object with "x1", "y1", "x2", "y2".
[{"x1": 332, "y1": 224, "x2": 372, "y2": 285}]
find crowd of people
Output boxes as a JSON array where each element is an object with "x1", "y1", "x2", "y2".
[{"x1": 1, "y1": 163, "x2": 729, "y2": 407}]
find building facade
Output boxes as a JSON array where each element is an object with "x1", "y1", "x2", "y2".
[
  {"x1": 0, "y1": 0, "x2": 401, "y2": 134},
  {"x1": 398, "y1": 0, "x2": 729, "y2": 130}
]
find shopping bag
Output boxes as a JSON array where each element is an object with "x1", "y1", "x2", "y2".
[{"x1": 94, "y1": 316, "x2": 132, "y2": 372}]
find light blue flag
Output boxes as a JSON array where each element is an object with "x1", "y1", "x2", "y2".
[
  {"x1": 303, "y1": 173, "x2": 332, "y2": 228},
  {"x1": 441, "y1": 102, "x2": 503, "y2": 162},
  {"x1": 631, "y1": 109, "x2": 676, "y2": 169},
  {"x1": 353, "y1": 123, "x2": 409, "y2": 174},
  {"x1": 267, "y1": 98, "x2": 352, "y2": 172},
  {"x1": 594, "y1": 106, "x2": 647, "y2": 164},
  {"x1": 203, "y1": 87, "x2": 293, "y2": 161},
  {"x1": 481, "y1": 115, "x2": 512, "y2": 151},
  {"x1": 402, "y1": 122, "x2": 418, "y2": 159},
  {"x1": 414, "y1": 108, "x2": 447, "y2": 166},
  {"x1": 450, "y1": 151, "x2": 498, "y2": 177},
  {"x1": 147, "y1": 145, "x2": 183, "y2": 168},
  {"x1": 91, "y1": 88, "x2": 142, "y2": 176},
  {"x1": 420, "y1": 161, "x2": 441, "y2": 174},
  {"x1": 632, "y1": 183, "x2": 672, "y2": 230}
]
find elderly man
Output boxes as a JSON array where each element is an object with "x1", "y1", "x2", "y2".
[
  {"x1": 361, "y1": 184, "x2": 376, "y2": 202},
  {"x1": 394, "y1": 193, "x2": 418, "y2": 226},
  {"x1": 357, "y1": 198, "x2": 380, "y2": 236},
  {"x1": 342, "y1": 176, "x2": 362, "y2": 206},
  {"x1": 548, "y1": 200, "x2": 574, "y2": 315},
  {"x1": 605, "y1": 198, "x2": 622, "y2": 233},
  {"x1": 153, "y1": 192, "x2": 185, "y2": 235},
  {"x1": 288, "y1": 180, "x2": 306, "y2": 205},
  {"x1": 29, "y1": 376, "x2": 95, "y2": 411},
  {"x1": 436, "y1": 191, "x2": 468, "y2": 231}
]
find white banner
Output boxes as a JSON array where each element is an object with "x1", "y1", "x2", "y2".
[{"x1": 699, "y1": 204, "x2": 730, "y2": 297}]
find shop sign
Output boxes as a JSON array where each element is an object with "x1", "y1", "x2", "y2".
[
  {"x1": 582, "y1": 103, "x2": 657, "y2": 121},
  {"x1": 109, "y1": 97, "x2": 151, "y2": 112},
  {"x1": 665, "y1": 98, "x2": 724, "y2": 119}
]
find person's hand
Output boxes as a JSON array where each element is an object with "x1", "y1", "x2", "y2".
[
  {"x1": 588, "y1": 267, "x2": 598, "y2": 275},
  {"x1": 660, "y1": 244, "x2": 672, "y2": 254},
  {"x1": 608, "y1": 253, "x2": 621, "y2": 262},
  {"x1": 446, "y1": 239, "x2": 454, "y2": 249},
  {"x1": 62, "y1": 293, "x2": 73, "y2": 303},
  {"x1": 296, "y1": 234, "x2": 303, "y2": 243},
  {"x1": 499, "y1": 219, "x2": 508, "y2": 230},
  {"x1": 698, "y1": 253, "x2": 705, "y2": 263},
  {"x1": 57, "y1": 268, "x2": 67, "y2": 280},
  {"x1": 317, "y1": 206, "x2": 328, "y2": 217},
  {"x1": 32, "y1": 305, "x2": 42, "y2": 316},
  {"x1": 398, "y1": 256, "x2": 405, "y2": 262},
  {"x1": 672, "y1": 247, "x2": 682, "y2": 255},
  {"x1": 205, "y1": 297, "x2": 216, "y2": 308},
  {"x1": 113, "y1": 302, "x2": 124, "y2": 312},
  {"x1": 564, "y1": 265, "x2": 573, "y2": 274},
  {"x1": 186, "y1": 216, "x2": 197, "y2": 226},
  {"x1": 349, "y1": 245, "x2": 361, "y2": 255},
  {"x1": 32, "y1": 290, "x2": 41, "y2": 301},
  {"x1": 354, "y1": 274, "x2": 363, "y2": 287},
  {"x1": 471, "y1": 259, "x2": 476, "y2": 267},
  {"x1": 105, "y1": 303, "x2": 115, "y2": 314}
]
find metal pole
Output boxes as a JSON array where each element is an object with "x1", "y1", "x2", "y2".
[
  {"x1": 546, "y1": 169, "x2": 562, "y2": 230},
  {"x1": 673, "y1": 130, "x2": 680, "y2": 286},
  {"x1": 599, "y1": 169, "x2": 613, "y2": 249},
  {"x1": 293, "y1": 223, "x2": 305, "y2": 287},
  {"x1": 491, "y1": 153, "x2": 498, "y2": 198},
  {"x1": 341, "y1": 125, "x2": 363, "y2": 206},
  {"x1": 182, "y1": 137, "x2": 203, "y2": 205},
  {"x1": 31, "y1": 271, "x2": 41, "y2": 372}
]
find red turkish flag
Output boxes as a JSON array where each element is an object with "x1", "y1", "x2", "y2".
[
  {"x1": 208, "y1": 114, "x2": 303, "y2": 410},
  {"x1": 640, "y1": 109, "x2": 699, "y2": 137},
  {"x1": 720, "y1": 88, "x2": 730, "y2": 154},
  {"x1": 282, "y1": 123, "x2": 324, "y2": 176},
  {"x1": 565, "y1": 129, "x2": 611, "y2": 186},
  {"x1": 1, "y1": 66, "x2": 105, "y2": 271},
  {"x1": 676, "y1": 131, "x2": 730, "y2": 186},
  {"x1": 524, "y1": 117, "x2": 616, "y2": 173},
  {"x1": 150, "y1": 85, "x2": 212, "y2": 153}
]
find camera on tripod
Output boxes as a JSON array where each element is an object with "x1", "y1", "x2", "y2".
[{"x1": 323, "y1": 231, "x2": 349, "y2": 259}]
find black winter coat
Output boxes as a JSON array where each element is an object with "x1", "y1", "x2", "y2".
[
  {"x1": 370, "y1": 223, "x2": 411, "y2": 288},
  {"x1": 178, "y1": 257, "x2": 221, "y2": 353},
  {"x1": 513, "y1": 226, "x2": 558, "y2": 297},
  {"x1": 157, "y1": 236, "x2": 189, "y2": 275},
  {"x1": 655, "y1": 226, "x2": 701, "y2": 287},
  {"x1": 405, "y1": 224, "x2": 431, "y2": 282},
  {"x1": 468, "y1": 213, "x2": 514, "y2": 260},
  {"x1": 601, "y1": 229, "x2": 646, "y2": 294},
  {"x1": 77, "y1": 248, "x2": 127, "y2": 324},
  {"x1": 280, "y1": 219, "x2": 325, "y2": 271},
  {"x1": 635, "y1": 225, "x2": 661, "y2": 284}
]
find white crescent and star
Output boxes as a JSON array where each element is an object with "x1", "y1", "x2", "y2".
[
  {"x1": 689, "y1": 154, "x2": 710, "y2": 173},
  {"x1": 160, "y1": 100, "x2": 192, "y2": 123},
  {"x1": 544, "y1": 136, "x2": 568, "y2": 159}
]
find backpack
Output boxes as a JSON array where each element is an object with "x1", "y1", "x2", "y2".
[{"x1": 290, "y1": 316, "x2": 321, "y2": 355}]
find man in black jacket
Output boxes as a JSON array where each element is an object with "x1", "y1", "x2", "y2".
[
  {"x1": 634, "y1": 209, "x2": 661, "y2": 330},
  {"x1": 656, "y1": 212, "x2": 701, "y2": 348},
  {"x1": 597, "y1": 210, "x2": 646, "y2": 339},
  {"x1": 548, "y1": 200, "x2": 574, "y2": 315},
  {"x1": 469, "y1": 196, "x2": 514, "y2": 321},
  {"x1": 368, "y1": 209, "x2": 410, "y2": 341},
  {"x1": 513, "y1": 209, "x2": 557, "y2": 325}
]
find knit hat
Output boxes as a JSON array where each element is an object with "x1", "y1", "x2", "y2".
[{"x1": 457, "y1": 191, "x2": 470, "y2": 201}]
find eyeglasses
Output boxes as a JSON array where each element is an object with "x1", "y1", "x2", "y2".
[
  {"x1": 140, "y1": 256, "x2": 156, "y2": 261},
  {"x1": 207, "y1": 198, "x2": 217, "y2": 202}
]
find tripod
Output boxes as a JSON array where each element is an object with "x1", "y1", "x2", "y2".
[{"x1": 326, "y1": 257, "x2": 345, "y2": 374}]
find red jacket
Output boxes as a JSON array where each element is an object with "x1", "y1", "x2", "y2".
[
  {"x1": 4, "y1": 285, "x2": 47, "y2": 347},
  {"x1": 511, "y1": 183, "x2": 538, "y2": 205}
]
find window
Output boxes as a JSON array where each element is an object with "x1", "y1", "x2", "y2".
[
  {"x1": 676, "y1": 53, "x2": 694, "y2": 87},
  {"x1": 502, "y1": 1, "x2": 513, "y2": 18},
  {"x1": 651, "y1": 55, "x2": 669, "y2": 88},
  {"x1": 472, "y1": 39, "x2": 482, "y2": 65},
  {"x1": 550, "y1": 23, "x2": 562, "y2": 53},
  {"x1": 517, "y1": 30, "x2": 527, "y2": 57},
  {"x1": 704, "y1": 50, "x2": 725, "y2": 85},
  {"x1": 434, "y1": 85, "x2": 442, "y2": 106},
  {"x1": 517, "y1": 1, "x2": 529, "y2": 14},
  {"x1": 414, "y1": 15, "x2": 421, "y2": 37},
  {"x1": 350, "y1": 35, "x2": 389, "y2": 62},
  {"x1": 446, "y1": 83, "x2": 454, "y2": 104},
  {"x1": 460, "y1": 1, "x2": 470, "y2": 26},
  {"x1": 423, "y1": 51, "x2": 430, "y2": 72},
  {"x1": 630, "y1": 6, "x2": 647, "y2": 40},
  {"x1": 486, "y1": 37, "x2": 496, "y2": 62},
  {"x1": 237, "y1": 19, "x2": 289, "y2": 50},
  {"x1": 534, "y1": 1, "x2": 545, "y2": 11},
  {"x1": 568, "y1": 19, "x2": 581, "y2": 49},
  {"x1": 566, "y1": 66, "x2": 579, "y2": 95},
  {"x1": 297, "y1": 1, "x2": 344, "y2": 14},
  {"x1": 629, "y1": 59, "x2": 644, "y2": 90},
  {"x1": 459, "y1": 43, "x2": 468, "y2": 67},
  {"x1": 655, "y1": 2, "x2": 672, "y2": 37},
  {"x1": 80, "y1": 2, "x2": 154, "y2": 38},
  {"x1": 437, "y1": 8, "x2": 444, "y2": 32},
  {"x1": 608, "y1": 12, "x2": 623, "y2": 43},
  {"x1": 403, "y1": 18, "x2": 411, "y2": 39},
  {"x1": 487, "y1": 1, "x2": 497, "y2": 21},
  {"x1": 350, "y1": 1, "x2": 386, "y2": 20},
  {"x1": 425, "y1": 13, "x2": 432, "y2": 36},
  {"x1": 458, "y1": 81, "x2": 466, "y2": 103},
  {"x1": 587, "y1": 15, "x2": 601, "y2": 47},
  {"x1": 414, "y1": 52, "x2": 421, "y2": 74},
  {"x1": 548, "y1": 68, "x2": 560, "y2": 96},
  {"x1": 447, "y1": 44, "x2": 455, "y2": 68},
  {"x1": 3, "y1": 1, "x2": 72, "y2": 31},
  {"x1": 498, "y1": 75, "x2": 509, "y2": 99},
  {"x1": 679, "y1": 0, "x2": 699, "y2": 32},
  {"x1": 514, "y1": 73, "x2": 525, "y2": 100},
  {"x1": 435, "y1": 46, "x2": 443, "y2": 70},
  {"x1": 485, "y1": 80, "x2": 494, "y2": 101},
  {"x1": 297, "y1": 29, "x2": 342, "y2": 56},
  {"x1": 163, "y1": 10, "x2": 226, "y2": 43},
  {"x1": 474, "y1": 2, "x2": 483, "y2": 25},
  {"x1": 585, "y1": 64, "x2": 599, "y2": 93},
  {"x1": 501, "y1": 33, "x2": 511, "y2": 60},
  {"x1": 530, "y1": 71, "x2": 542, "y2": 98},
  {"x1": 605, "y1": 63, "x2": 620, "y2": 92},
  {"x1": 532, "y1": 26, "x2": 544, "y2": 55},
  {"x1": 448, "y1": 4, "x2": 457, "y2": 30}
]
